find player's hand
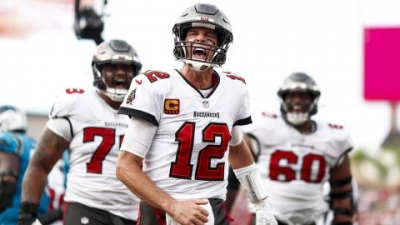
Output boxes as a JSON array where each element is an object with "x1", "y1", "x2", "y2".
[
  {"x1": 254, "y1": 198, "x2": 278, "y2": 225},
  {"x1": 18, "y1": 202, "x2": 40, "y2": 225},
  {"x1": 168, "y1": 199, "x2": 209, "y2": 225},
  {"x1": 18, "y1": 215, "x2": 41, "y2": 225}
]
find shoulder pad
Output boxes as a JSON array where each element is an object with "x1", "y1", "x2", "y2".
[
  {"x1": 140, "y1": 70, "x2": 172, "y2": 83},
  {"x1": 328, "y1": 123, "x2": 344, "y2": 130},
  {"x1": 0, "y1": 132, "x2": 19, "y2": 155},
  {"x1": 130, "y1": 70, "x2": 173, "y2": 92},
  {"x1": 222, "y1": 71, "x2": 247, "y2": 84},
  {"x1": 50, "y1": 88, "x2": 87, "y2": 118},
  {"x1": 320, "y1": 121, "x2": 350, "y2": 136},
  {"x1": 330, "y1": 123, "x2": 351, "y2": 142},
  {"x1": 319, "y1": 121, "x2": 353, "y2": 159},
  {"x1": 261, "y1": 112, "x2": 279, "y2": 119}
]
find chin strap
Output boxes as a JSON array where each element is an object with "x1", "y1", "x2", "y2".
[
  {"x1": 103, "y1": 89, "x2": 126, "y2": 102},
  {"x1": 185, "y1": 61, "x2": 211, "y2": 71}
]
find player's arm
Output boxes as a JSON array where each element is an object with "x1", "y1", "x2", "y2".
[
  {"x1": 225, "y1": 166, "x2": 240, "y2": 213},
  {"x1": 225, "y1": 132, "x2": 260, "y2": 213},
  {"x1": 329, "y1": 154, "x2": 353, "y2": 224},
  {"x1": 225, "y1": 130, "x2": 254, "y2": 213},
  {"x1": 229, "y1": 127, "x2": 277, "y2": 225},
  {"x1": 0, "y1": 151, "x2": 19, "y2": 212},
  {"x1": 116, "y1": 117, "x2": 209, "y2": 224},
  {"x1": 244, "y1": 133, "x2": 261, "y2": 162},
  {"x1": 19, "y1": 128, "x2": 69, "y2": 225}
]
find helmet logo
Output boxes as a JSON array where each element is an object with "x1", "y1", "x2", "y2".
[{"x1": 200, "y1": 17, "x2": 210, "y2": 21}]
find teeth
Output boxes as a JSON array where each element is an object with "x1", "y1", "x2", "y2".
[
  {"x1": 194, "y1": 48, "x2": 205, "y2": 53},
  {"x1": 293, "y1": 105, "x2": 301, "y2": 109}
]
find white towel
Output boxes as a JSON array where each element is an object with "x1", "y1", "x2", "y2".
[{"x1": 32, "y1": 219, "x2": 43, "y2": 225}]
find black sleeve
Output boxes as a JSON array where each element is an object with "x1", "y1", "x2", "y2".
[
  {"x1": 38, "y1": 209, "x2": 63, "y2": 225},
  {"x1": 227, "y1": 166, "x2": 240, "y2": 191}
]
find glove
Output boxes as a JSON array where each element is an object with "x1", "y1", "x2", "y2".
[
  {"x1": 18, "y1": 202, "x2": 39, "y2": 225},
  {"x1": 254, "y1": 198, "x2": 278, "y2": 225}
]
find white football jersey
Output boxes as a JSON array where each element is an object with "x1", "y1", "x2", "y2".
[
  {"x1": 48, "y1": 88, "x2": 139, "y2": 220},
  {"x1": 248, "y1": 112, "x2": 353, "y2": 225},
  {"x1": 119, "y1": 69, "x2": 252, "y2": 200}
]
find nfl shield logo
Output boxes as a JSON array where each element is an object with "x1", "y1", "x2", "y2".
[{"x1": 202, "y1": 101, "x2": 209, "y2": 108}]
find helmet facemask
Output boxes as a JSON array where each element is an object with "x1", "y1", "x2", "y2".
[
  {"x1": 280, "y1": 92, "x2": 318, "y2": 125},
  {"x1": 278, "y1": 73, "x2": 321, "y2": 126},
  {"x1": 172, "y1": 3, "x2": 233, "y2": 71},
  {"x1": 92, "y1": 39, "x2": 142, "y2": 103},
  {"x1": 93, "y1": 64, "x2": 137, "y2": 102}
]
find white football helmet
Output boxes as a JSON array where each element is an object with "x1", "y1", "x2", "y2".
[
  {"x1": 172, "y1": 3, "x2": 233, "y2": 71},
  {"x1": 277, "y1": 72, "x2": 321, "y2": 125},
  {"x1": 92, "y1": 39, "x2": 142, "y2": 102},
  {"x1": 0, "y1": 105, "x2": 28, "y2": 133}
]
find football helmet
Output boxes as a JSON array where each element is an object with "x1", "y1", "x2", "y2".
[
  {"x1": 172, "y1": 3, "x2": 233, "y2": 71},
  {"x1": 92, "y1": 39, "x2": 142, "y2": 102},
  {"x1": 277, "y1": 72, "x2": 321, "y2": 125},
  {"x1": 0, "y1": 105, "x2": 27, "y2": 133}
]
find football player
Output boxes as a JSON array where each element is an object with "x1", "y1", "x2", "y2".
[
  {"x1": 0, "y1": 105, "x2": 49, "y2": 224},
  {"x1": 18, "y1": 39, "x2": 142, "y2": 225},
  {"x1": 116, "y1": 3, "x2": 277, "y2": 225},
  {"x1": 243, "y1": 72, "x2": 354, "y2": 225}
]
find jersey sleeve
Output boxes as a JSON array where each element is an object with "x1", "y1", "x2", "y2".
[
  {"x1": 46, "y1": 89, "x2": 79, "y2": 140},
  {"x1": 119, "y1": 72, "x2": 169, "y2": 126},
  {"x1": 334, "y1": 127, "x2": 353, "y2": 166},
  {"x1": 224, "y1": 72, "x2": 252, "y2": 126},
  {"x1": 235, "y1": 87, "x2": 252, "y2": 126},
  {"x1": 49, "y1": 90, "x2": 79, "y2": 119},
  {"x1": 340, "y1": 129, "x2": 353, "y2": 153},
  {"x1": 245, "y1": 112, "x2": 281, "y2": 149},
  {"x1": 323, "y1": 122, "x2": 354, "y2": 167}
]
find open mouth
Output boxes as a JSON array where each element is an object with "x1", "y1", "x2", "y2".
[
  {"x1": 192, "y1": 47, "x2": 208, "y2": 60},
  {"x1": 114, "y1": 80, "x2": 127, "y2": 89},
  {"x1": 290, "y1": 105, "x2": 305, "y2": 113}
]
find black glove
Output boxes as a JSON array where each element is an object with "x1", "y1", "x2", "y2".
[{"x1": 18, "y1": 202, "x2": 38, "y2": 225}]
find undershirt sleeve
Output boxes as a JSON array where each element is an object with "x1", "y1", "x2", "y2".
[{"x1": 120, "y1": 117, "x2": 157, "y2": 158}]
